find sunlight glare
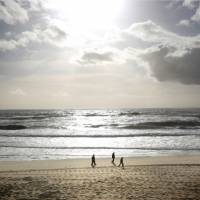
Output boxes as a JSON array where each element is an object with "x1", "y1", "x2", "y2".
[{"x1": 46, "y1": 0, "x2": 123, "y2": 31}]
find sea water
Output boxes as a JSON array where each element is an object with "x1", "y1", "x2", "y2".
[{"x1": 0, "y1": 108, "x2": 200, "y2": 160}]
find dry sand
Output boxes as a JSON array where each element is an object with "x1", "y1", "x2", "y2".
[{"x1": 0, "y1": 155, "x2": 200, "y2": 200}]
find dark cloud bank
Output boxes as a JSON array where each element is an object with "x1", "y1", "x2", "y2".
[{"x1": 142, "y1": 46, "x2": 200, "y2": 85}]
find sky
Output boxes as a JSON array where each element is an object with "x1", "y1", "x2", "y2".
[{"x1": 0, "y1": 0, "x2": 200, "y2": 109}]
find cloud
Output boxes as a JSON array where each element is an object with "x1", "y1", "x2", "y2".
[
  {"x1": 79, "y1": 50, "x2": 114, "y2": 64},
  {"x1": 123, "y1": 20, "x2": 181, "y2": 46},
  {"x1": 169, "y1": 0, "x2": 197, "y2": 10},
  {"x1": 75, "y1": 20, "x2": 200, "y2": 85},
  {"x1": 123, "y1": 20, "x2": 200, "y2": 50},
  {"x1": 177, "y1": 19, "x2": 191, "y2": 27},
  {"x1": 0, "y1": 0, "x2": 29, "y2": 24},
  {"x1": 0, "y1": 25, "x2": 67, "y2": 51},
  {"x1": 182, "y1": 0, "x2": 196, "y2": 9},
  {"x1": 0, "y1": 39, "x2": 17, "y2": 51},
  {"x1": 191, "y1": 5, "x2": 200, "y2": 22},
  {"x1": 179, "y1": 0, "x2": 200, "y2": 28},
  {"x1": 0, "y1": 0, "x2": 47, "y2": 25},
  {"x1": 176, "y1": 0, "x2": 200, "y2": 25},
  {"x1": 40, "y1": 25, "x2": 67, "y2": 43},
  {"x1": 25, "y1": 0, "x2": 44, "y2": 11},
  {"x1": 9, "y1": 88, "x2": 26, "y2": 96},
  {"x1": 123, "y1": 20, "x2": 200, "y2": 85},
  {"x1": 141, "y1": 46, "x2": 200, "y2": 85}
]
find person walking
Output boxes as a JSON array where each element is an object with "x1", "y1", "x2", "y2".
[
  {"x1": 91, "y1": 154, "x2": 96, "y2": 168},
  {"x1": 111, "y1": 152, "x2": 115, "y2": 165},
  {"x1": 118, "y1": 157, "x2": 125, "y2": 169}
]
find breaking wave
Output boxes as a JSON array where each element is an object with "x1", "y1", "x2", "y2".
[
  {"x1": 0, "y1": 125, "x2": 27, "y2": 130},
  {"x1": 118, "y1": 112, "x2": 140, "y2": 116},
  {"x1": 121, "y1": 120, "x2": 200, "y2": 129}
]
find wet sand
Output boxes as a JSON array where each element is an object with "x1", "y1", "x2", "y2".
[{"x1": 0, "y1": 155, "x2": 200, "y2": 200}]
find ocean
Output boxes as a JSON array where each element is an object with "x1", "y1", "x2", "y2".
[{"x1": 0, "y1": 108, "x2": 200, "y2": 161}]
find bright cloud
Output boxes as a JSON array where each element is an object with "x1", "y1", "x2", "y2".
[
  {"x1": 44, "y1": 0, "x2": 123, "y2": 30},
  {"x1": 0, "y1": 24, "x2": 67, "y2": 51},
  {"x1": 0, "y1": 0, "x2": 28, "y2": 24},
  {"x1": 177, "y1": 19, "x2": 191, "y2": 27}
]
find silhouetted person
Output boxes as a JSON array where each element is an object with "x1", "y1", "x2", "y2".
[
  {"x1": 111, "y1": 152, "x2": 115, "y2": 165},
  {"x1": 91, "y1": 154, "x2": 96, "y2": 168},
  {"x1": 118, "y1": 157, "x2": 125, "y2": 169}
]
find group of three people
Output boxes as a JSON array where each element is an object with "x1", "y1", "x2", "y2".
[{"x1": 91, "y1": 152, "x2": 125, "y2": 169}]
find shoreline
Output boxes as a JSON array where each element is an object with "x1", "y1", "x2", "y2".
[{"x1": 1, "y1": 154, "x2": 200, "y2": 172}]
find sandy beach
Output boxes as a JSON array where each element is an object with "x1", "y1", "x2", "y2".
[{"x1": 0, "y1": 155, "x2": 200, "y2": 200}]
